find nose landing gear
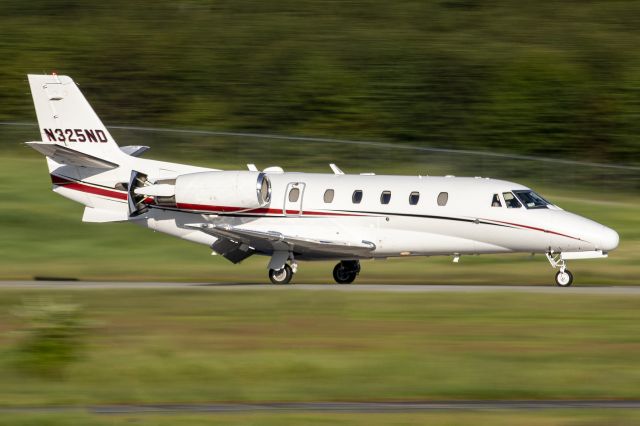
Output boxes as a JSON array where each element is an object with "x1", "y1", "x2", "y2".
[
  {"x1": 546, "y1": 252, "x2": 574, "y2": 287},
  {"x1": 333, "y1": 260, "x2": 360, "y2": 284},
  {"x1": 555, "y1": 270, "x2": 574, "y2": 287}
]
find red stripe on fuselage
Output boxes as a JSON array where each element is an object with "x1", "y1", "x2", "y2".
[
  {"x1": 486, "y1": 218, "x2": 582, "y2": 241},
  {"x1": 175, "y1": 203, "x2": 364, "y2": 217},
  {"x1": 47, "y1": 176, "x2": 583, "y2": 236},
  {"x1": 50, "y1": 174, "x2": 127, "y2": 201},
  {"x1": 175, "y1": 203, "x2": 263, "y2": 213}
]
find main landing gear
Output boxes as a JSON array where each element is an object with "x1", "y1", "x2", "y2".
[
  {"x1": 546, "y1": 252, "x2": 574, "y2": 287},
  {"x1": 268, "y1": 264, "x2": 293, "y2": 284},
  {"x1": 267, "y1": 258, "x2": 361, "y2": 285},
  {"x1": 333, "y1": 260, "x2": 360, "y2": 284}
]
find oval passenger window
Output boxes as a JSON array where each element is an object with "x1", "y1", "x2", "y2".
[
  {"x1": 380, "y1": 191, "x2": 391, "y2": 204},
  {"x1": 409, "y1": 191, "x2": 420, "y2": 205},
  {"x1": 324, "y1": 189, "x2": 334, "y2": 203},
  {"x1": 352, "y1": 190, "x2": 363, "y2": 204},
  {"x1": 437, "y1": 192, "x2": 448, "y2": 206},
  {"x1": 289, "y1": 188, "x2": 300, "y2": 202}
]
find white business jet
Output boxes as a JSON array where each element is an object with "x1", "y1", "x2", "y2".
[{"x1": 25, "y1": 74, "x2": 619, "y2": 286}]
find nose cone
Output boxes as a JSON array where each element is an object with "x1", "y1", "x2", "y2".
[{"x1": 600, "y1": 226, "x2": 620, "y2": 252}]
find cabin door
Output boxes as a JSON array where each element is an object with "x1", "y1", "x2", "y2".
[{"x1": 284, "y1": 182, "x2": 305, "y2": 216}]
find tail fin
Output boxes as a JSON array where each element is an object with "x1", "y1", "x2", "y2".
[
  {"x1": 27, "y1": 74, "x2": 129, "y2": 222},
  {"x1": 27, "y1": 74, "x2": 123, "y2": 162}
]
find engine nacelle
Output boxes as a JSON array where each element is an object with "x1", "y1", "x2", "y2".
[{"x1": 174, "y1": 171, "x2": 271, "y2": 211}]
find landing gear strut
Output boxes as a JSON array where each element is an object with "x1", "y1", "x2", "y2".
[
  {"x1": 546, "y1": 252, "x2": 574, "y2": 287},
  {"x1": 333, "y1": 260, "x2": 360, "y2": 284}
]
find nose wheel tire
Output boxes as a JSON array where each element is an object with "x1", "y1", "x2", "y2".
[
  {"x1": 333, "y1": 262, "x2": 359, "y2": 284},
  {"x1": 555, "y1": 270, "x2": 573, "y2": 287},
  {"x1": 269, "y1": 264, "x2": 293, "y2": 285}
]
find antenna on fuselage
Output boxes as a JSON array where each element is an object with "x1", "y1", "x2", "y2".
[{"x1": 329, "y1": 163, "x2": 344, "y2": 175}]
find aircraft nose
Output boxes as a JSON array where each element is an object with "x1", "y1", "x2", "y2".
[{"x1": 600, "y1": 226, "x2": 619, "y2": 252}]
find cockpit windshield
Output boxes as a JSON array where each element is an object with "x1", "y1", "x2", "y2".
[{"x1": 513, "y1": 190, "x2": 550, "y2": 209}]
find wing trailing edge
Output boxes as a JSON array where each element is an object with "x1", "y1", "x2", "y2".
[{"x1": 187, "y1": 223, "x2": 376, "y2": 260}]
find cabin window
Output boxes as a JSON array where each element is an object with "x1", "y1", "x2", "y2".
[
  {"x1": 352, "y1": 190, "x2": 363, "y2": 204},
  {"x1": 380, "y1": 190, "x2": 391, "y2": 204},
  {"x1": 502, "y1": 192, "x2": 522, "y2": 208},
  {"x1": 409, "y1": 191, "x2": 420, "y2": 205},
  {"x1": 437, "y1": 192, "x2": 448, "y2": 206},
  {"x1": 288, "y1": 188, "x2": 300, "y2": 202},
  {"x1": 491, "y1": 194, "x2": 502, "y2": 207},
  {"x1": 323, "y1": 189, "x2": 335, "y2": 203}
]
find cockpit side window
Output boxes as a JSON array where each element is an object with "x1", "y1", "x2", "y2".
[
  {"x1": 513, "y1": 190, "x2": 550, "y2": 209},
  {"x1": 502, "y1": 192, "x2": 522, "y2": 208},
  {"x1": 491, "y1": 194, "x2": 502, "y2": 207}
]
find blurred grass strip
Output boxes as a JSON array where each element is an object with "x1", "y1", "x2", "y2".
[{"x1": 0, "y1": 289, "x2": 639, "y2": 405}]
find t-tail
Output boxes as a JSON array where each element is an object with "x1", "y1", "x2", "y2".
[
  {"x1": 27, "y1": 74, "x2": 212, "y2": 224},
  {"x1": 28, "y1": 74, "x2": 126, "y2": 162},
  {"x1": 27, "y1": 74, "x2": 139, "y2": 222}
]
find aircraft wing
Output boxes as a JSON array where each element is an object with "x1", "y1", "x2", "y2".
[
  {"x1": 186, "y1": 223, "x2": 376, "y2": 261},
  {"x1": 26, "y1": 141, "x2": 119, "y2": 169}
]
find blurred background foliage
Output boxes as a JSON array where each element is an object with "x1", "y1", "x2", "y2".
[
  {"x1": 0, "y1": 1, "x2": 638, "y2": 282},
  {"x1": 2, "y1": 0, "x2": 640, "y2": 167}
]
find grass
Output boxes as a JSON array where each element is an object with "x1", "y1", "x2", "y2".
[
  {"x1": 0, "y1": 153, "x2": 638, "y2": 284},
  {"x1": 0, "y1": 289, "x2": 639, "y2": 406}
]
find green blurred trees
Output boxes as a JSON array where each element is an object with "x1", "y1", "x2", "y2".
[{"x1": 1, "y1": 0, "x2": 640, "y2": 165}]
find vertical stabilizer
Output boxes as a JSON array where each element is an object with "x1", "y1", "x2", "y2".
[{"x1": 27, "y1": 74, "x2": 123, "y2": 162}]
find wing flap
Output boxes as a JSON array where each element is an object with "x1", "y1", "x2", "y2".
[
  {"x1": 210, "y1": 238, "x2": 255, "y2": 264},
  {"x1": 26, "y1": 141, "x2": 119, "y2": 169}
]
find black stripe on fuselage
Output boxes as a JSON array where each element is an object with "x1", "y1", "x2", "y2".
[
  {"x1": 340, "y1": 210, "x2": 516, "y2": 228},
  {"x1": 52, "y1": 173, "x2": 126, "y2": 192},
  {"x1": 180, "y1": 206, "x2": 516, "y2": 229}
]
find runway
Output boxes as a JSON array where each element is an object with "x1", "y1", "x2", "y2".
[
  {"x1": 1, "y1": 400, "x2": 640, "y2": 414},
  {"x1": 1, "y1": 281, "x2": 640, "y2": 295}
]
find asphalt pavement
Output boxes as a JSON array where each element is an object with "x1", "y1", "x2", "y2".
[
  {"x1": 1, "y1": 281, "x2": 640, "y2": 294},
  {"x1": 1, "y1": 400, "x2": 640, "y2": 414}
]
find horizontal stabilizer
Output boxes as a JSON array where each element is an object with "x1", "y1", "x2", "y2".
[
  {"x1": 120, "y1": 145, "x2": 150, "y2": 157},
  {"x1": 26, "y1": 141, "x2": 119, "y2": 169},
  {"x1": 82, "y1": 207, "x2": 129, "y2": 223}
]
